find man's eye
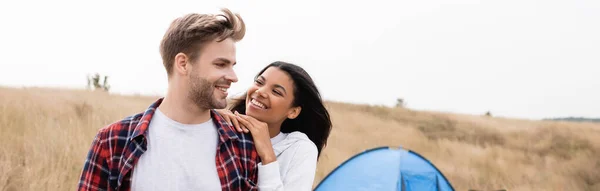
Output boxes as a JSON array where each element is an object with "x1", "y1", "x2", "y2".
[
  {"x1": 273, "y1": 90, "x2": 282, "y2": 96},
  {"x1": 216, "y1": 63, "x2": 225, "y2": 67}
]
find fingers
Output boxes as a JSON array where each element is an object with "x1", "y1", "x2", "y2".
[
  {"x1": 234, "y1": 113, "x2": 252, "y2": 133},
  {"x1": 219, "y1": 110, "x2": 243, "y2": 132},
  {"x1": 234, "y1": 112, "x2": 257, "y2": 133},
  {"x1": 231, "y1": 116, "x2": 242, "y2": 132},
  {"x1": 232, "y1": 117, "x2": 249, "y2": 133},
  {"x1": 234, "y1": 111, "x2": 260, "y2": 126},
  {"x1": 221, "y1": 113, "x2": 233, "y2": 128},
  {"x1": 227, "y1": 112, "x2": 244, "y2": 133}
]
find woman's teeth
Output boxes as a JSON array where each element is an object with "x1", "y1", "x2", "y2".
[{"x1": 251, "y1": 99, "x2": 266, "y2": 109}]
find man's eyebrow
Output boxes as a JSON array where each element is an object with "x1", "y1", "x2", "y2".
[{"x1": 214, "y1": 58, "x2": 233, "y2": 65}]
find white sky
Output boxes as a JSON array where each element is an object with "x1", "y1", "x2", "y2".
[{"x1": 1, "y1": 0, "x2": 598, "y2": 120}]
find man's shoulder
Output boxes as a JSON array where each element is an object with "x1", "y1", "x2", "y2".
[
  {"x1": 95, "y1": 97, "x2": 163, "y2": 139},
  {"x1": 95, "y1": 112, "x2": 145, "y2": 141},
  {"x1": 209, "y1": 110, "x2": 257, "y2": 151},
  {"x1": 210, "y1": 109, "x2": 252, "y2": 140},
  {"x1": 233, "y1": 128, "x2": 255, "y2": 141}
]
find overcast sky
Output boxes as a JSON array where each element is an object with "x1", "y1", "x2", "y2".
[{"x1": 1, "y1": 0, "x2": 598, "y2": 120}]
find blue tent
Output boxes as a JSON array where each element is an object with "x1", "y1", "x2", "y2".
[{"x1": 314, "y1": 146, "x2": 455, "y2": 191}]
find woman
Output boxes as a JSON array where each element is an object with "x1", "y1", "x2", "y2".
[{"x1": 216, "y1": 61, "x2": 332, "y2": 191}]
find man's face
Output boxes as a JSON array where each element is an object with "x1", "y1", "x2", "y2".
[{"x1": 187, "y1": 38, "x2": 238, "y2": 110}]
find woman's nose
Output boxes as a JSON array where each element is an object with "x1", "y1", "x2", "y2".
[{"x1": 255, "y1": 88, "x2": 267, "y2": 98}]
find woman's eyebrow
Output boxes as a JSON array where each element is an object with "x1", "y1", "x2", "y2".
[
  {"x1": 260, "y1": 75, "x2": 287, "y2": 95},
  {"x1": 274, "y1": 84, "x2": 287, "y2": 95}
]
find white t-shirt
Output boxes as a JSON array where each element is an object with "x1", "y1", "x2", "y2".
[{"x1": 131, "y1": 109, "x2": 221, "y2": 191}]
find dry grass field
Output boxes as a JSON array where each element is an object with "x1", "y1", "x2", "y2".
[{"x1": 1, "y1": 86, "x2": 599, "y2": 190}]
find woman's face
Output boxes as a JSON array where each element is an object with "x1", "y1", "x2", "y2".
[{"x1": 245, "y1": 67, "x2": 301, "y2": 125}]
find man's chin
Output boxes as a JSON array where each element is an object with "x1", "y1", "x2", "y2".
[{"x1": 211, "y1": 98, "x2": 228, "y2": 109}]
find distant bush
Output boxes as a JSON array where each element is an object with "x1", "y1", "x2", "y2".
[
  {"x1": 395, "y1": 98, "x2": 405, "y2": 108},
  {"x1": 485, "y1": 111, "x2": 492, "y2": 117},
  {"x1": 87, "y1": 73, "x2": 110, "y2": 92}
]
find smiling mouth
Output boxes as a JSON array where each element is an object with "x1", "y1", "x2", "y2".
[
  {"x1": 250, "y1": 99, "x2": 267, "y2": 109},
  {"x1": 216, "y1": 86, "x2": 228, "y2": 93}
]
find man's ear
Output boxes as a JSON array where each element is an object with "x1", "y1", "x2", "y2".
[
  {"x1": 287, "y1": 106, "x2": 301, "y2": 119},
  {"x1": 173, "y1": 53, "x2": 190, "y2": 76}
]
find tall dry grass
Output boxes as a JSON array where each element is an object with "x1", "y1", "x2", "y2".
[
  {"x1": 317, "y1": 103, "x2": 600, "y2": 191},
  {"x1": 0, "y1": 87, "x2": 157, "y2": 190},
  {"x1": 1, "y1": 86, "x2": 599, "y2": 190}
]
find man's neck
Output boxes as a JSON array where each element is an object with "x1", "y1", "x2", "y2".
[{"x1": 158, "y1": 92, "x2": 212, "y2": 125}]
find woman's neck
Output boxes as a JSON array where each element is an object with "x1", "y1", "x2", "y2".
[{"x1": 267, "y1": 122, "x2": 283, "y2": 138}]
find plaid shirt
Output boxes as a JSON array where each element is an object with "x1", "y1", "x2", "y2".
[{"x1": 77, "y1": 98, "x2": 259, "y2": 191}]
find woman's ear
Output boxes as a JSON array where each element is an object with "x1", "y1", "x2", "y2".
[{"x1": 287, "y1": 106, "x2": 301, "y2": 119}]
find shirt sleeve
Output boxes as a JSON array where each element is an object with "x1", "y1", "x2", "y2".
[
  {"x1": 77, "y1": 130, "x2": 110, "y2": 191},
  {"x1": 257, "y1": 142, "x2": 318, "y2": 191}
]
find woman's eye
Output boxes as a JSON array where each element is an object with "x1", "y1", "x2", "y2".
[
  {"x1": 254, "y1": 80, "x2": 263, "y2": 85},
  {"x1": 273, "y1": 90, "x2": 282, "y2": 96}
]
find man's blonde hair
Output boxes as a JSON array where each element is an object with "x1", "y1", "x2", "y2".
[{"x1": 160, "y1": 8, "x2": 246, "y2": 76}]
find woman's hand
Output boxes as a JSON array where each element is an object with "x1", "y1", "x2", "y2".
[
  {"x1": 234, "y1": 111, "x2": 277, "y2": 164},
  {"x1": 214, "y1": 109, "x2": 248, "y2": 133}
]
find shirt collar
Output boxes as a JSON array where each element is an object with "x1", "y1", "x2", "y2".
[
  {"x1": 270, "y1": 132, "x2": 286, "y2": 145},
  {"x1": 131, "y1": 97, "x2": 163, "y2": 140},
  {"x1": 210, "y1": 109, "x2": 240, "y2": 140},
  {"x1": 131, "y1": 97, "x2": 239, "y2": 141}
]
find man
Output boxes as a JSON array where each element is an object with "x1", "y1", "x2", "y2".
[{"x1": 77, "y1": 8, "x2": 259, "y2": 191}]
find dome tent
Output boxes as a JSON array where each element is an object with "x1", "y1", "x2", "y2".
[{"x1": 314, "y1": 146, "x2": 455, "y2": 191}]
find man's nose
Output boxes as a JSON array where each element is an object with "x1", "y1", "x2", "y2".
[{"x1": 225, "y1": 68, "x2": 238, "y2": 83}]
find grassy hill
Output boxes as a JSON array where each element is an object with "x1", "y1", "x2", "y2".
[
  {"x1": 1, "y1": 86, "x2": 599, "y2": 190},
  {"x1": 545, "y1": 117, "x2": 600, "y2": 123}
]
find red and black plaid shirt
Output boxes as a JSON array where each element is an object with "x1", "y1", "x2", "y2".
[{"x1": 77, "y1": 98, "x2": 259, "y2": 191}]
